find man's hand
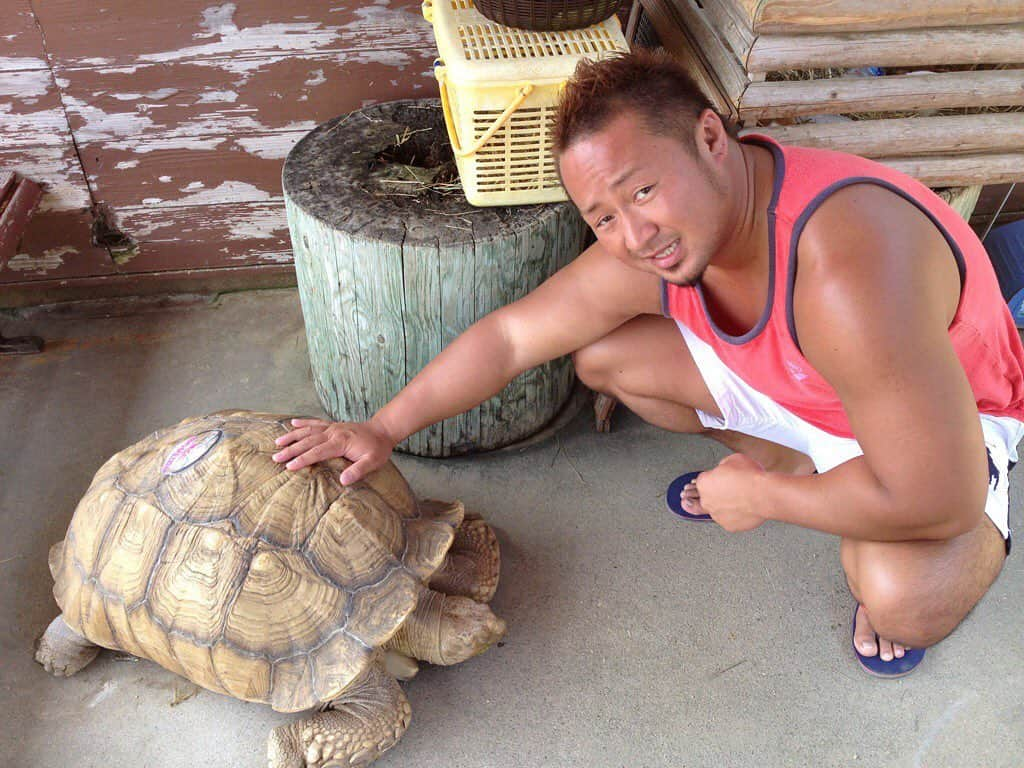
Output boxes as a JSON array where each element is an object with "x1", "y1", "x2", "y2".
[
  {"x1": 688, "y1": 453, "x2": 768, "y2": 532},
  {"x1": 272, "y1": 418, "x2": 395, "y2": 485}
]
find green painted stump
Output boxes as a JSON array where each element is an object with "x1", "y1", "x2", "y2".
[{"x1": 282, "y1": 99, "x2": 584, "y2": 457}]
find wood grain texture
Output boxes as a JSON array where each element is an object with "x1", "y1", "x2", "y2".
[
  {"x1": 877, "y1": 153, "x2": 1024, "y2": 186},
  {"x1": 749, "y1": 114, "x2": 1024, "y2": 159},
  {"x1": 32, "y1": 0, "x2": 435, "y2": 68},
  {"x1": 283, "y1": 101, "x2": 582, "y2": 456},
  {"x1": 663, "y1": 0, "x2": 750, "y2": 106},
  {"x1": 7, "y1": 0, "x2": 440, "y2": 291},
  {"x1": 740, "y1": 69, "x2": 1024, "y2": 121},
  {"x1": 751, "y1": 0, "x2": 1024, "y2": 34},
  {"x1": 0, "y1": 0, "x2": 48, "y2": 71},
  {"x1": 747, "y1": 25, "x2": 1024, "y2": 71}
]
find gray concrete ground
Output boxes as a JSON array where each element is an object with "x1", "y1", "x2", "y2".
[{"x1": 2, "y1": 288, "x2": 1021, "y2": 768}]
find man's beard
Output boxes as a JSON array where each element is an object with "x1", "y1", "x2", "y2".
[{"x1": 664, "y1": 254, "x2": 710, "y2": 288}]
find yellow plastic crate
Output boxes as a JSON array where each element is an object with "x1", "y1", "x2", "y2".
[{"x1": 423, "y1": 0, "x2": 628, "y2": 206}]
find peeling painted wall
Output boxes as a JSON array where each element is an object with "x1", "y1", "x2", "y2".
[{"x1": 1, "y1": 0, "x2": 437, "y2": 300}]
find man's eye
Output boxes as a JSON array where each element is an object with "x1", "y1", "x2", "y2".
[
  {"x1": 595, "y1": 215, "x2": 613, "y2": 228},
  {"x1": 635, "y1": 185, "x2": 654, "y2": 201}
]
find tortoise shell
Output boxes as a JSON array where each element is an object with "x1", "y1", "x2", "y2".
[{"x1": 49, "y1": 410, "x2": 463, "y2": 712}]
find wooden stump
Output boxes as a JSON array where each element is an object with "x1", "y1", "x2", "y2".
[{"x1": 283, "y1": 99, "x2": 584, "y2": 457}]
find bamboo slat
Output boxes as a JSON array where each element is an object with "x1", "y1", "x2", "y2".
[
  {"x1": 747, "y1": 25, "x2": 1024, "y2": 72},
  {"x1": 748, "y1": 113, "x2": 1024, "y2": 159},
  {"x1": 730, "y1": 0, "x2": 1024, "y2": 35},
  {"x1": 636, "y1": 0, "x2": 736, "y2": 117},
  {"x1": 878, "y1": 153, "x2": 1024, "y2": 186},
  {"x1": 739, "y1": 69, "x2": 1024, "y2": 121},
  {"x1": 664, "y1": 0, "x2": 751, "y2": 106},
  {"x1": 679, "y1": 0, "x2": 756, "y2": 69}
]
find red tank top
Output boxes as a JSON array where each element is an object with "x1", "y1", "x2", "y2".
[{"x1": 663, "y1": 135, "x2": 1024, "y2": 438}]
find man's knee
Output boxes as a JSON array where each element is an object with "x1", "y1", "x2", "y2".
[
  {"x1": 856, "y1": 569, "x2": 953, "y2": 648},
  {"x1": 845, "y1": 541, "x2": 981, "y2": 649},
  {"x1": 572, "y1": 341, "x2": 614, "y2": 393}
]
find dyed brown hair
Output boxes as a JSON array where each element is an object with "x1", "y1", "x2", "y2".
[{"x1": 553, "y1": 49, "x2": 737, "y2": 157}]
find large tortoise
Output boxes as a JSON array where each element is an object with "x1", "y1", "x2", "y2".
[{"x1": 35, "y1": 410, "x2": 505, "y2": 767}]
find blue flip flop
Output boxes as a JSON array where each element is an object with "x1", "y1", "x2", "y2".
[
  {"x1": 852, "y1": 604, "x2": 925, "y2": 678},
  {"x1": 666, "y1": 471, "x2": 713, "y2": 521}
]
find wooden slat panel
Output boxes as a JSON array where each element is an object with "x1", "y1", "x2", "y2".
[
  {"x1": 665, "y1": 0, "x2": 750, "y2": 106},
  {"x1": 1, "y1": 145, "x2": 94, "y2": 214},
  {"x1": 0, "y1": 264, "x2": 295, "y2": 308},
  {"x1": 287, "y1": 206, "x2": 371, "y2": 423},
  {"x1": 673, "y1": 0, "x2": 756, "y2": 72},
  {"x1": 748, "y1": 25, "x2": 1024, "y2": 72},
  {"x1": 877, "y1": 153, "x2": 1024, "y2": 187},
  {"x1": 740, "y1": 69, "x2": 1024, "y2": 121},
  {"x1": 0, "y1": 174, "x2": 44, "y2": 263},
  {"x1": 32, "y1": 0, "x2": 434, "y2": 69},
  {"x1": 637, "y1": 0, "x2": 735, "y2": 118},
  {"x1": 110, "y1": 201, "x2": 291, "y2": 273},
  {"x1": 1, "y1": 1, "x2": 49, "y2": 71},
  {"x1": 398, "y1": 238, "x2": 444, "y2": 456},
  {"x1": 80, "y1": 134, "x2": 303, "y2": 210},
  {"x1": 0, "y1": 208, "x2": 114, "y2": 283},
  {"x1": 59, "y1": 50, "x2": 437, "y2": 147},
  {"x1": 754, "y1": 0, "x2": 1024, "y2": 34},
  {"x1": 749, "y1": 114, "x2": 1024, "y2": 159},
  {"x1": 438, "y1": 236, "x2": 481, "y2": 453},
  {"x1": 349, "y1": 235, "x2": 408, "y2": 422},
  {"x1": 0, "y1": 69, "x2": 74, "y2": 149}
]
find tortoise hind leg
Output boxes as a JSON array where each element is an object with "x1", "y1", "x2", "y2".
[
  {"x1": 428, "y1": 514, "x2": 501, "y2": 603},
  {"x1": 268, "y1": 661, "x2": 411, "y2": 768},
  {"x1": 35, "y1": 614, "x2": 100, "y2": 677}
]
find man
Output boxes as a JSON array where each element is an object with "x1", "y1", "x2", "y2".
[{"x1": 272, "y1": 50, "x2": 1024, "y2": 677}]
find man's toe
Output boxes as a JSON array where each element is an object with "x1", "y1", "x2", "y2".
[{"x1": 853, "y1": 605, "x2": 878, "y2": 656}]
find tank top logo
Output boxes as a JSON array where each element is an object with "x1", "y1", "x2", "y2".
[
  {"x1": 786, "y1": 360, "x2": 808, "y2": 382},
  {"x1": 162, "y1": 430, "x2": 223, "y2": 474}
]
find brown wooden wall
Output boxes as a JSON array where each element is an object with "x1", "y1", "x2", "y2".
[{"x1": 1, "y1": 0, "x2": 437, "y2": 306}]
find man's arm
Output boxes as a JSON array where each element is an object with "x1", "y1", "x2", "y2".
[
  {"x1": 751, "y1": 184, "x2": 988, "y2": 541},
  {"x1": 275, "y1": 240, "x2": 663, "y2": 481}
]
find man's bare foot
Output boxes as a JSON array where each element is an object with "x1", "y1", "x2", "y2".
[{"x1": 853, "y1": 604, "x2": 909, "y2": 662}]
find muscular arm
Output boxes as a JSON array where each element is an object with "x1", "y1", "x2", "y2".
[
  {"x1": 756, "y1": 184, "x2": 989, "y2": 541},
  {"x1": 370, "y1": 241, "x2": 663, "y2": 444}
]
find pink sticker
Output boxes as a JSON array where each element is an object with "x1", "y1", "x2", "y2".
[{"x1": 161, "y1": 430, "x2": 222, "y2": 474}]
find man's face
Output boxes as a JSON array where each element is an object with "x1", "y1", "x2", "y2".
[{"x1": 558, "y1": 111, "x2": 731, "y2": 286}]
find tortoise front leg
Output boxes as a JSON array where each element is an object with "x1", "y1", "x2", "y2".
[
  {"x1": 267, "y1": 661, "x2": 411, "y2": 768},
  {"x1": 428, "y1": 514, "x2": 500, "y2": 602}
]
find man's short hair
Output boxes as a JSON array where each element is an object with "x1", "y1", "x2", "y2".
[{"x1": 553, "y1": 49, "x2": 737, "y2": 157}]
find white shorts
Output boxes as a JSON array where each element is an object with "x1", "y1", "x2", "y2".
[{"x1": 676, "y1": 321, "x2": 1024, "y2": 542}]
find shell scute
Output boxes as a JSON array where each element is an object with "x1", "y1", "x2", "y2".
[
  {"x1": 345, "y1": 567, "x2": 421, "y2": 647},
  {"x1": 304, "y1": 496, "x2": 404, "y2": 589},
  {"x1": 95, "y1": 496, "x2": 172, "y2": 607},
  {"x1": 223, "y1": 548, "x2": 348, "y2": 658},
  {"x1": 235, "y1": 466, "x2": 339, "y2": 548},
  {"x1": 148, "y1": 524, "x2": 250, "y2": 644},
  {"x1": 211, "y1": 642, "x2": 273, "y2": 703}
]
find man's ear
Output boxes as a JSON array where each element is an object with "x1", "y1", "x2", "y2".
[{"x1": 695, "y1": 109, "x2": 729, "y2": 162}]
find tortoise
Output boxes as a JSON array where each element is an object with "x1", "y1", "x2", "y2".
[{"x1": 35, "y1": 410, "x2": 505, "y2": 767}]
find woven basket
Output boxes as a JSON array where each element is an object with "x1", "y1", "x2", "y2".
[{"x1": 474, "y1": 0, "x2": 622, "y2": 31}]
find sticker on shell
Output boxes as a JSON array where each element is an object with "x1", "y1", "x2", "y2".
[{"x1": 161, "y1": 430, "x2": 223, "y2": 474}]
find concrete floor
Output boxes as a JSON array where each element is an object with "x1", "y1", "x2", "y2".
[{"x1": 2, "y1": 288, "x2": 1021, "y2": 768}]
